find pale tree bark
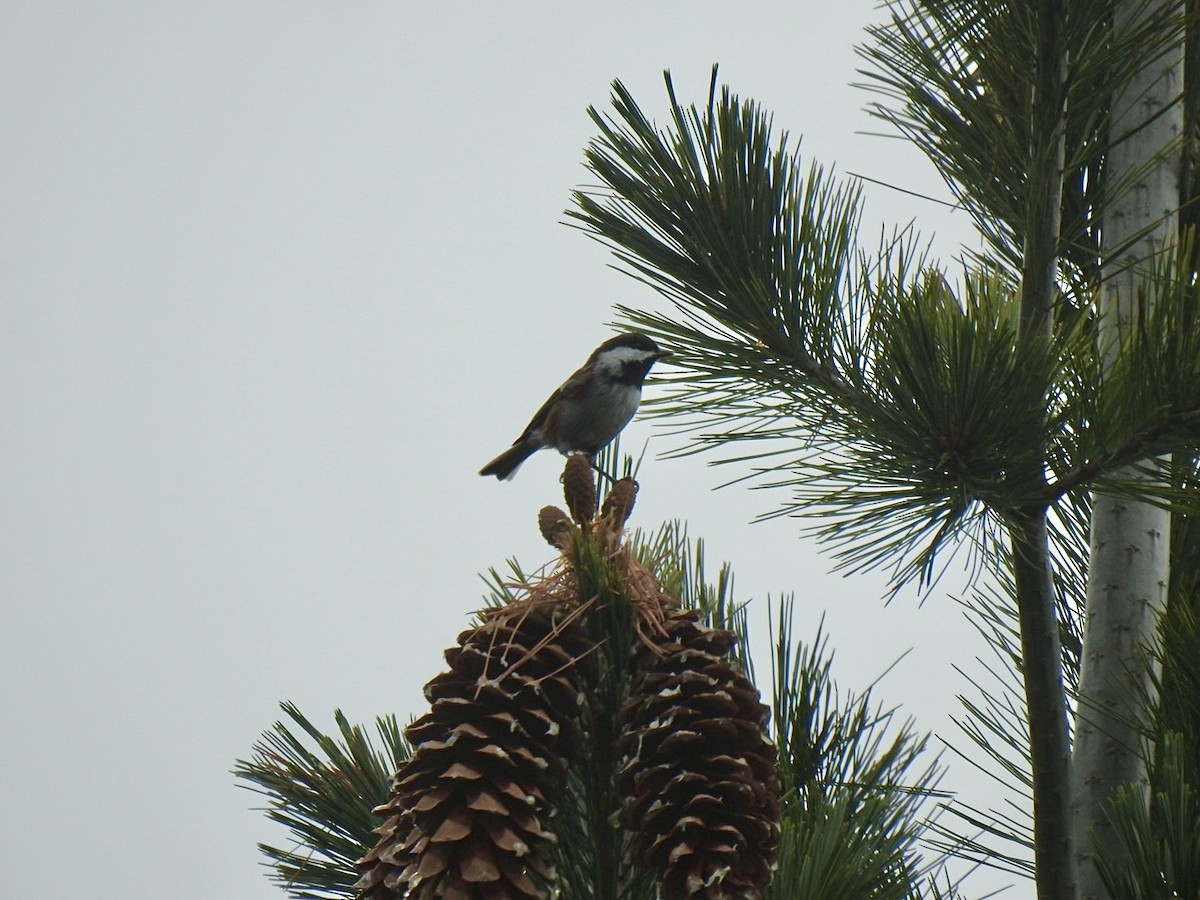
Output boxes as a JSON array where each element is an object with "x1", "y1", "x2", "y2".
[{"x1": 1071, "y1": 0, "x2": 1182, "y2": 895}]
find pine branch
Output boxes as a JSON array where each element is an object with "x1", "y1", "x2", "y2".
[
  {"x1": 766, "y1": 602, "x2": 959, "y2": 899},
  {"x1": 234, "y1": 704, "x2": 407, "y2": 900}
]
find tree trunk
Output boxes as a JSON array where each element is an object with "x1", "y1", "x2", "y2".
[
  {"x1": 1016, "y1": 3, "x2": 1078, "y2": 897},
  {"x1": 1010, "y1": 511, "x2": 1077, "y2": 900},
  {"x1": 1071, "y1": 1, "x2": 1182, "y2": 896}
]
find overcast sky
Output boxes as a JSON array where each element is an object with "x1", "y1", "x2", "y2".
[{"x1": 1, "y1": 4, "x2": 1027, "y2": 898}]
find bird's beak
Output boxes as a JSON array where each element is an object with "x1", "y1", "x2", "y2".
[{"x1": 654, "y1": 349, "x2": 673, "y2": 360}]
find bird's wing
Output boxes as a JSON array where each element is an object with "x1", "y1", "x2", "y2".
[{"x1": 511, "y1": 364, "x2": 591, "y2": 444}]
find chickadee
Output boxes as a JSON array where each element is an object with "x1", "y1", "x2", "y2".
[{"x1": 479, "y1": 332, "x2": 671, "y2": 480}]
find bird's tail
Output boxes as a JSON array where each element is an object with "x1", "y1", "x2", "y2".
[{"x1": 478, "y1": 440, "x2": 538, "y2": 480}]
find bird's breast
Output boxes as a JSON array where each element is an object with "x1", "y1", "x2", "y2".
[{"x1": 546, "y1": 382, "x2": 641, "y2": 455}]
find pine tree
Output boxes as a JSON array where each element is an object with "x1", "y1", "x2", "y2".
[
  {"x1": 239, "y1": 4, "x2": 1200, "y2": 897},
  {"x1": 237, "y1": 457, "x2": 960, "y2": 899},
  {"x1": 568, "y1": 3, "x2": 1200, "y2": 895}
]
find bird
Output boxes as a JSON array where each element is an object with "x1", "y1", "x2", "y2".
[{"x1": 479, "y1": 332, "x2": 671, "y2": 480}]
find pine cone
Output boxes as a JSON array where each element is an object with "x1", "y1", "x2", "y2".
[
  {"x1": 600, "y1": 477, "x2": 638, "y2": 526},
  {"x1": 537, "y1": 505, "x2": 574, "y2": 550},
  {"x1": 357, "y1": 604, "x2": 588, "y2": 900},
  {"x1": 562, "y1": 454, "x2": 596, "y2": 525},
  {"x1": 615, "y1": 610, "x2": 781, "y2": 899}
]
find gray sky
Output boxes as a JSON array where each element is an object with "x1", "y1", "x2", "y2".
[{"x1": 1, "y1": 4, "x2": 1025, "y2": 898}]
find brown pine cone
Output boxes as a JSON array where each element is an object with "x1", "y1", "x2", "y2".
[
  {"x1": 615, "y1": 610, "x2": 781, "y2": 899},
  {"x1": 357, "y1": 605, "x2": 588, "y2": 900}
]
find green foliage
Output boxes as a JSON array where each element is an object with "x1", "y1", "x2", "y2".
[
  {"x1": 240, "y1": 522, "x2": 963, "y2": 899},
  {"x1": 575, "y1": 67, "x2": 1200, "y2": 596},
  {"x1": 1095, "y1": 733, "x2": 1200, "y2": 899},
  {"x1": 1160, "y1": 457, "x2": 1200, "y2": 750},
  {"x1": 630, "y1": 522, "x2": 957, "y2": 897},
  {"x1": 572, "y1": 69, "x2": 864, "y2": 406},
  {"x1": 242, "y1": 7, "x2": 1200, "y2": 897},
  {"x1": 932, "y1": 582, "x2": 1037, "y2": 879},
  {"x1": 626, "y1": 519, "x2": 752, "y2": 675},
  {"x1": 574, "y1": 69, "x2": 1100, "y2": 593},
  {"x1": 767, "y1": 603, "x2": 955, "y2": 900},
  {"x1": 858, "y1": 0, "x2": 1187, "y2": 288},
  {"x1": 555, "y1": 517, "x2": 653, "y2": 900},
  {"x1": 234, "y1": 704, "x2": 408, "y2": 899},
  {"x1": 567, "y1": 53, "x2": 1200, "y2": 898}
]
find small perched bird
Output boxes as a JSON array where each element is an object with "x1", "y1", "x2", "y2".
[{"x1": 479, "y1": 332, "x2": 671, "y2": 480}]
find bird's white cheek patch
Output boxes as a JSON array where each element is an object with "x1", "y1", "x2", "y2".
[{"x1": 596, "y1": 347, "x2": 656, "y2": 375}]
